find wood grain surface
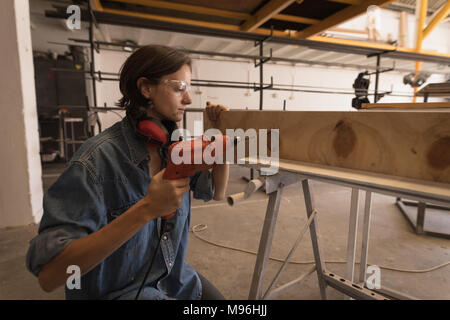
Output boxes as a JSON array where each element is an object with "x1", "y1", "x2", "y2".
[{"x1": 204, "y1": 110, "x2": 450, "y2": 184}]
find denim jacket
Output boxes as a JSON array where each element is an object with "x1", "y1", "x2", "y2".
[{"x1": 26, "y1": 116, "x2": 215, "y2": 300}]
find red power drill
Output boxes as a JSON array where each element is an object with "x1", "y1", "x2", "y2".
[{"x1": 137, "y1": 118, "x2": 232, "y2": 220}]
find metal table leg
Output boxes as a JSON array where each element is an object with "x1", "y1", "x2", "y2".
[
  {"x1": 302, "y1": 179, "x2": 328, "y2": 300},
  {"x1": 359, "y1": 191, "x2": 372, "y2": 284},
  {"x1": 416, "y1": 202, "x2": 426, "y2": 234},
  {"x1": 346, "y1": 189, "x2": 360, "y2": 280},
  {"x1": 396, "y1": 199, "x2": 450, "y2": 239},
  {"x1": 248, "y1": 185, "x2": 284, "y2": 300},
  {"x1": 345, "y1": 188, "x2": 360, "y2": 299},
  {"x1": 262, "y1": 209, "x2": 317, "y2": 299}
]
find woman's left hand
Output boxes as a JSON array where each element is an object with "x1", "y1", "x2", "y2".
[{"x1": 205, "y1": 101, "x2": 229, "y2": 121}]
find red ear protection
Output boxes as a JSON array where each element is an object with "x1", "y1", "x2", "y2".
[{"x1": 137, "y1": 118, "x2": 170, "y2": 149}]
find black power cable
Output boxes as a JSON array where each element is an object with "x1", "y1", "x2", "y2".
[{"x1": 134, "y1": 220, "x2": 174, "y2": 300}]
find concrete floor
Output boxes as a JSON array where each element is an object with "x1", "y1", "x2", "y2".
[{"x1": 1, "y1": 164, "x2": 449, "y2": 300}]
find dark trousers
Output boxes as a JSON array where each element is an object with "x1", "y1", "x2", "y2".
[{"x1": 197, "y1": 272, "x2": 225, "y2": 300}]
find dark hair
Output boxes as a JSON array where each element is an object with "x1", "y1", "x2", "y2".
[{"x1": 117, "y1": 45, "x2": 192, "y2": 121}]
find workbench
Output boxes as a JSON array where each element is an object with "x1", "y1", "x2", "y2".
[{"x1": 242, "y1": 158, "x2": 450, "y2": 300}]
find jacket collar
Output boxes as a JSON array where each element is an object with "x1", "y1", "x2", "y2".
[{"x1": 122, "y1": 116, "x2": 150, "y2": 166}]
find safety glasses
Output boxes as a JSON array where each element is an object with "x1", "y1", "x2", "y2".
[{"x1": 161, "y1": 79, "x2": 192, "y2": 96}]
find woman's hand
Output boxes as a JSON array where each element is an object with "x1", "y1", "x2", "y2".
[
  {"x1": 205, "y1": 101, "x2": 230, "y2": 200},
  {"x1": 205, "y1": 101, "x2": 229, "y2": 121},
  {"x1": 142, "y1": 168, "x2": 190, "y2": 220}
]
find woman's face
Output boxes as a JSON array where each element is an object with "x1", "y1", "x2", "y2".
[{"x1": 147, "y1": 64, "x2": 192, "y2": 122}]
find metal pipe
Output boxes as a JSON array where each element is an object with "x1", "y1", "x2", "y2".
[
  {"x1": 227, "y1": 178, "x2": 264, "y2": 206},
  {"x1": 43, "y1": 66, "x2": 418, "y2": 96},
  {"x1": 374, "y1": 55, "x2": 380, "y2": 102},
  {"x1": 259, "y1": 42, "x2": 263, "y2": 111},
  {"x1": 88, "y1": 1, "x2": 98, "y2": 108}
]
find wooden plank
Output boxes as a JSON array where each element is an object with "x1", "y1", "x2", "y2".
[
  {"x1": 204, "y1": 110, "x2": 450, "y2": 184},
  {"x1": 361, "y1": 102, "x2": 450, "y2": 109}
]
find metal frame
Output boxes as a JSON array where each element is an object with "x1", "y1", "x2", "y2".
[
  {"x1": 52, "y1": 38, "x2": 450, "y2": 76},
  {"x1": 246, "y1": 166, "x2": 449, "y2": 300},
  {"x1": 395, "y1": 198, "x2": 450, "y2": 240},
  {"x1": 366, "y1": 50, "x2": 396, "y2": 102}
]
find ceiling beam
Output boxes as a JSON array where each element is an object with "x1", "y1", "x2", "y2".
[
  {"x1": 108, "y1": 0, "x2": 321, "y2": 26},
  {"x1": 423, "y1": 0, "x2": 450, "y2": 38},
  {"x1": 105, "y1": 0, "x2": 251, "y2": 20},
  {"x1": 240, "y1": 0, "x2": 299, "y2": 32},
  {"x1": 296, "y1": 0, "x2": 394, "y2": 38}
]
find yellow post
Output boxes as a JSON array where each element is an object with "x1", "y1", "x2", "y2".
[{"x1": 413, "y1": 0, "x2": 428, "y2": 102}]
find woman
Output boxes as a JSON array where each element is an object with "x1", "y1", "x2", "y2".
[{"x1": 26, "y1": 45, "x2": 230, "y2": 300}]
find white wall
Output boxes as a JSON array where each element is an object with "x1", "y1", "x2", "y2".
[{"x1": 0, "y1": 0, "x2": 43, "y2": 228}]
